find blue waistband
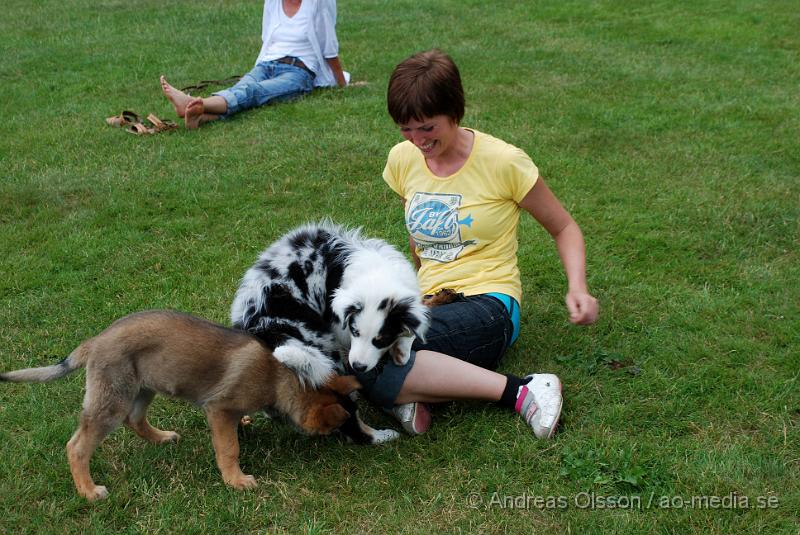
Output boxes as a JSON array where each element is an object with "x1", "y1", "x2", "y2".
[{"x1": 486, "y1": 292, "x2": 520, "y2": 345}]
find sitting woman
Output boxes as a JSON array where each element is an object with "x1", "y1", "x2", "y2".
[
  {"x1": 355, "y1": 49, "x2": 600, "y2": 438},
  {"x1": 160, "y1": 0, "x2": 349, "y2": 129}
]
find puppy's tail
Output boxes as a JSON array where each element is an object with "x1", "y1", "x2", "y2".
[
  {"x1": 0, "y1": 345, "x2": 89, "y2": 383},
  {"x1": 273, "y1": 341, "x2": 335, "y2": 389}
]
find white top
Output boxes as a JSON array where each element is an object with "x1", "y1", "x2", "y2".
[
  {"x1": 260, "y1": 1, "x2": 319, "y2": 75},
  {"x1": 256, "y1": 0, "x2": 347, "y2": 87}
]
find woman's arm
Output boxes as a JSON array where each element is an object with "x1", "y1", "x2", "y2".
[
  {"x1": 518, "y1": 178, "x2": 599, "y2": 325},
  {"x1": 324, "y1": 56, "x2": 347, "y2": 87}
]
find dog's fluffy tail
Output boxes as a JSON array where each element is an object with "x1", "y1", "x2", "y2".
[
  {"x1": 273, "y1": 341, "x2": 335, "y2": 389},
  {"x1": 0, "y1": 345, "x2": 89, "y2": 383}
]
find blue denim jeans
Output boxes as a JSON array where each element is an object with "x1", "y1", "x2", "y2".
[
  {"x1": 354, "y1": 294, "x2": 513, "y2": 409},
  {"x1": 213, "y1": 61, "x2": 314, "y2": 117}
]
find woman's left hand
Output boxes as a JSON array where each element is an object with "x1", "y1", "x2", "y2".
[{"x1": 565, "y1": 291, "x2": 599, "y2": 325}]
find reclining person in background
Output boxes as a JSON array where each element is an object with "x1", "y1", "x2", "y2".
[{"x1": 160, "y1": 0, "x2": 350, "y2": 129}]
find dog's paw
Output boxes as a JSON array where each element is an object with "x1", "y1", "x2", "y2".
[
  {"x1": 389, "y1": 348, "x2": 409, "y2": 366},
  {"x1": 390, "y1": 337, "x2": 414, "y2": 366},
  {"x1": 157, "y1": 431, "x2": 180, "y2": 443},
  {"x1": 229, "y1": 474, "x2": 258, "y2": 490},
  {"x1": 84, "y1": 485, "x2": 109, "y2": 501},
  {"x1": 371, "y1": 428, "x2": 401, "y2": 444}
]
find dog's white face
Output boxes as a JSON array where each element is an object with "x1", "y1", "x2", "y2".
[{"x1": 332, "y1": 292, "x2": 428, "y2": 374}]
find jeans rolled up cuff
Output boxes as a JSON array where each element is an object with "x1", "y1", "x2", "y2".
[{"x1": 211, "y1": 89, "x2": 239, "y2": 119}]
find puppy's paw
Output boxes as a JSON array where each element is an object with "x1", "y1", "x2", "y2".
[
  {"x1": 229, "y1": 474, "x2": 257, "y2": 490},
  {"x1": 389, "y1": 347, "x2": 410, "y2": 366},
  {"x1": 371, "y1": 428, "x2": 401, "y2": 444},
  {"x1": 156, "y1": 431, "x2": 180, "y2": 444},
  {"x1": 390, "y1": 337, "x2": 414, "y2": 366},
  {"x1": 83, "y1": 485, "x2": 109, "y2": 501}
]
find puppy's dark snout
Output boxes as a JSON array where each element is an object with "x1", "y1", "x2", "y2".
[{"x1": 350, "y1": 362, "x2": 368, "y2": 374}]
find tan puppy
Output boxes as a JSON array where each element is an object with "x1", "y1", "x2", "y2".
[{"x1": 0, "y1": 310, "x2": 357, "y2": 501}]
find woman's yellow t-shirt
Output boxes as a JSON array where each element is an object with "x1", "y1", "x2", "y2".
[{"x1": 383, "y1": 129, "x2": 538, "y2": 304}]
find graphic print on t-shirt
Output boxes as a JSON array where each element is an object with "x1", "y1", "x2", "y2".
[{"x1": 407, "y1": 192, "x2": 475, "y2": 263}]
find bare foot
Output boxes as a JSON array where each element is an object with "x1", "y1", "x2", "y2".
[
  {"x1": 184, "y1": 97, "x2": 204, "y2": 129},
  {"x1": 160, "y1": 75, "x2": 192, "y2": 118}
]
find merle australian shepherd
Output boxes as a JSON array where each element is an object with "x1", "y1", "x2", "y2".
[{"x1": 230, "y1": 221, "x2": 430, "y2": 444}]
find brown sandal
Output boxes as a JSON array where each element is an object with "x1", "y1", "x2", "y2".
[
  {"x1": 105, "y1": 110, "x2": 141, "y2": 127},
  {"x1": 125, "y1": 114, "x2": 178, "y2": 135},
  {"x1": 146, "y1": 114, "x2": 178, "y2": 133},
  {"x1": 126, "y1": 122, "x2": 154, "y2": 135}
]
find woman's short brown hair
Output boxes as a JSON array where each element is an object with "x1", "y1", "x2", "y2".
[{"x1": 387, "y1": 49, "x2": 465, "y2": 125}]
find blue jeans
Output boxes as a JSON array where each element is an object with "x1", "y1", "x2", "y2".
[
  {"x1": 354, "y1": 294, "x2": 513, "y2": 409},
  {"x1": 213, "y1": 61, "x2": 314, "y2": 117}
]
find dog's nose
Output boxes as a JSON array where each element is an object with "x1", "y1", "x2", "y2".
[{"x1": 350, "y1": 362, "x2": 368, "y2": 374}]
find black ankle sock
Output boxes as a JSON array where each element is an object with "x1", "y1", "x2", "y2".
[{"x1": 499, "y1": 374, "x2": 525, "y2": 411}]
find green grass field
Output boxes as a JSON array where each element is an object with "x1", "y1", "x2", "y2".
[{"x1": 1, "y1": 0, "x2": 798, "y2": 532}]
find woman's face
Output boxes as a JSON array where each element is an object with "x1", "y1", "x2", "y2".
[{"x1": 398, "y1": 115, "x2": 459, "y2": 159}]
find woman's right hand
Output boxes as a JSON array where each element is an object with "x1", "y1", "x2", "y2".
[{"x1": 565, "y1": 290, "x2": 599, "y2": 325}]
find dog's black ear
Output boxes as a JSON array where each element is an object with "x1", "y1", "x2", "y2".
[
  {"x1": 403, "y1": 324, "x2": 425, "y2": 343},
  {"x1": 343, "y1": 304, "x2": 362, "y2": 322},
  {"x1": 409, "y1": 307, "x2": 430, "y2": 342},
  {"x1": 378, "y1": 297, "x2": 395, "y2": 312},
  {"x1": 342, "y1": 304, "x2": 363, "y2": 333},
  {"x1": 390, "y1": 297, "x2": 429, "y2": 342}
]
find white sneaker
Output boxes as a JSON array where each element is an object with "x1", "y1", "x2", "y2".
[
  {"x1": 387, "y1": 402, "x2": 432, "y2": 435},
  {"x1": 515, "y1": 374, "x2": 562, "y2": 439}
]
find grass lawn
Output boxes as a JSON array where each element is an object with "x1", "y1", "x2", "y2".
[{"x1": 1, "y1": 0, "x2": 798, "y2": 532}]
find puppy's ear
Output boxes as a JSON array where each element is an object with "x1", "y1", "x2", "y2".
[
  {"x1": 320, "y1": 404, "x2": 349, "y2": 433},
  {"x1": 325, "y1": 375, "x2": 362, "y2": 396},
  {"x1": 303, "y1": 403, "x2": 349, "y2": 434},
  {"x1": 343, "y1": 304, "x2": 362, "y2": 324},
  {"x1": 402, "y1": 324, "x2": 426, "y2": 343},
  {"x1": 390, "y1": 297, "x2": 430, "y2": 343},
  {"x1": 411, "y1": 304, "x2": 430, "y2": 342},
  {"x1": 331, "y1": 289, "x2": 361, "y2": 326}
]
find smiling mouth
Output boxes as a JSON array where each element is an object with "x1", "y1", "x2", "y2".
[{"x1": 419, "y1": 141, "x2": 435, "y2": 151}]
